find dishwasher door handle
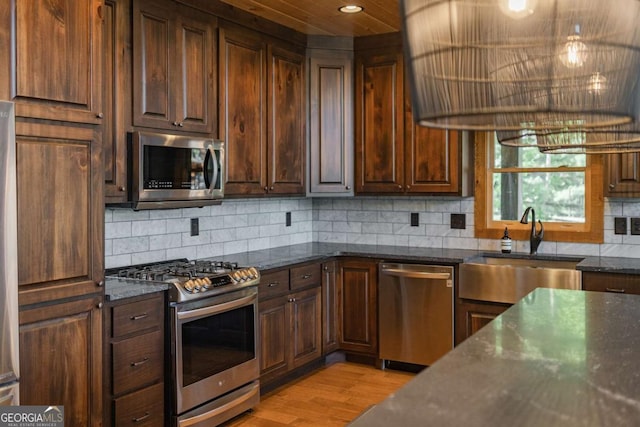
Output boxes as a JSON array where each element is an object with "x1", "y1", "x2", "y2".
[{"x1": 381, "y1": 268, "x2": 451, "y2": 280}]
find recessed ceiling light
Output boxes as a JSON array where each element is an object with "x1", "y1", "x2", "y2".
[{"x1": 339, "y1": 5, "x2": 364, "y2": 14}]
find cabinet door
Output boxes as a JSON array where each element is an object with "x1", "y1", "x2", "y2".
[
  {"x1": 322, "y1": 261, "x2": 339, "y2": 354},
  {"x1": 16, "y1": 122, "x2": 104, "y2": 305},
  {"x1": 289, "y1": 287, "x2": 322, "y2": 368},
  {"x1": 104, "y1": 0, "x2": 131, "y2": 202},
  {"x1": 0, "y1": 0, "x2": 103, "y2": 124},
  {"x1": 455, "y1": 300, "x2": 510, "y2": 345},
  {"x1": 355, "y1": 50, "x2": 404, "y2": 193},
  {"x1": 258, "y1": 296, "x2": 289, "y2": 382},
  {"x1": 605, "y1": 152, "x2": 640, "y2": 197},
  {"x1": 173, "y1": 6, "x2": 216, "y2": 134},
  {"x1": 20, "y1": 295, "x2": 103, "y2": 427},
  {"x1": 338, "y1": 260, "x2": 378, "y2": 355},
  {"x1": 267, "y1": 45, "x2": 305, "y2": 195},
  {"x1": 133, "y1": 0, "x2": 174, "y2": 130},
  {"x1": 219, "y1": 24, "x2": 267, "y2": 195},
  {"x1": 406, "y1": 120, "x2": 463, "y2": 194},
  {"x1": 308, "y1": 51, "x2": 354, "y2": 196}
]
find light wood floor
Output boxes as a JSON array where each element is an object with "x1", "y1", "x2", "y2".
[{"x1": 224, "y1": 362, "x2": 415, "y2": 426}]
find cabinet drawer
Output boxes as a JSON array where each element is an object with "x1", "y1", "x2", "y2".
[
  {"x1": 290, "y1": 264, "x2": 321, "y2": 290},
  {"x1": 259, "y1": 270, "x2": 290, "y2": 300},
  {"x1": 112, "y1": 295, "x2": 163, "y2": 338},
  {"x1": 112, "y1": 330, "x2": 163, "y2": 395},
  {"x1": 582, "y1": 272, "x2": 640, "y2": 295},
  {"x1": 114, "y1": 382, "x2": 164, "y2": 427}
]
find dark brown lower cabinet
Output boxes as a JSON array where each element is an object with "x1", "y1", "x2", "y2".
[
  {"x1": 455, "y1": 299, "x2": 511, "y2": 345},
  {"x1": 337, "y1": 260, "x2": 378, "y2": 356},
  {"x1": 104, "y1": 292, "x2": 165, "y2": 427},
  {"x1": 321, "y1": 261, "x2": 339, "y2": 355},
  {"x1": 582, "y1": 271, "x2": 640, "y2": 295},
  {"x1": 19, "y1": 295, "x2": 103, "y2": 427},
  {"x1": 259, "y1": 285, "x2": 322, "y2": 387}
]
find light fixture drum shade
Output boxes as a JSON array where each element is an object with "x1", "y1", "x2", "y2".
[
  {"x1": 497, "y1": 122, "x2": 640, "y2": 153},
  {"x1": 400, "y1": 0, "x2": 640, "y2": 131}
]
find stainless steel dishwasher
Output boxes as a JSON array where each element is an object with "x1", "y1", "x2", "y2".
[{"x1": 378, "y1": 263, "x2": 454, "y2": 367}]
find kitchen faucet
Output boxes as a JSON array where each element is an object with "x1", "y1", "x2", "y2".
[{"x1": 520, "y1": 207, "x2": 544, "y2": 255}]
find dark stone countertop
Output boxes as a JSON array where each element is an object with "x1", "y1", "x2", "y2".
[
  {"x1": 105, "y1": 277, "x2": 169, "y2": 302},
  {"x1": 104, "y1": 243, "x2": 640, "y2": 301},
  {"x1": 350, "y1": 288, "x2": 640, "y2": 427}
]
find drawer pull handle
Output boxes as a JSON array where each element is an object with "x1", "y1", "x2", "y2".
[
  {"x1": 131, "y1": 357, "x2": 150, "y2": 367},
  {"x1": 605, "y1": 287, "x2": 626, "y2": 293},
  {"x1": 130, "y1": 313, "x2": 148, "y2": 321},
  {"x1": 132, "y1": 413, "x2": 150, "y2": 423},
  {"x1": 302, "y1": 274, "x2": 312, "y2": 279},
  {"x1": 268, "y1": 282, "x2": 279, "y2": 287}
]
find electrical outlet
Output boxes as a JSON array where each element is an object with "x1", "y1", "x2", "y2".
[
  {"x1": 631, "y1": 218, "x2": 640, "y2": 235},
  {"x1": 614, "y1": 217, "x2": 627, "y2": 235},
  {"x1": 285, "y1": 212, "x2": 292, "y2": 227},
  {"x1": 450, "y1": 213, "x2": 466, "y2": 230},
  {"x1": 410, "y1": 212, "x2": 419, "y2": 227},
  {"x1": 190, "y1": 218, "x2": 199, "y2": 236}
]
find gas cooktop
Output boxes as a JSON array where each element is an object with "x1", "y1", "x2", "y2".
[{"x1": 106, "y1": 259, "x2": 260, "y2": 303}]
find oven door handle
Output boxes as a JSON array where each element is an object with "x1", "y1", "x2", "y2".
[{"x1": 176, "y1": 292, "x2": 257, "y2": 321}]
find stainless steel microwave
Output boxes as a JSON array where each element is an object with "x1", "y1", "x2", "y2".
[{"x1": 129, "y1": 131, "x2": 224, "y2": 210}]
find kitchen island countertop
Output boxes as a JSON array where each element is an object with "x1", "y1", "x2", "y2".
[{"x1": 350, "y1": 288, "x2": 640, "y2": 427}]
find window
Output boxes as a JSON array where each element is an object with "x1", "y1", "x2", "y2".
[{"x1": 474, "y1": 132, "x2": 604, "y2": 243}]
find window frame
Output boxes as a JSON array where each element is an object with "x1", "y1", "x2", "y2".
[{"x1": 474, "y1": 132, "x2": 604, "y2": 244}]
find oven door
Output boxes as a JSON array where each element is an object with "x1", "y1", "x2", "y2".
[{"x1": 172, "y1": 287, "x2": 259, "y2": 416}]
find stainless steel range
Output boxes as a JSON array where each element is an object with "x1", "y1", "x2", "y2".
[{"x1": 107, "y1": 259, "x2": 261, "y2": 427}]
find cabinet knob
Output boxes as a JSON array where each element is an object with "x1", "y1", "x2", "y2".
[
  {"x1": 609, "y1": 183, "x2": 615, "y2": 189},
  {"x1": 406, "y1": 185, "x2": 411, "y2": 190},
  {"x1": 96, "y1": 280, "x2": 104, "y2": 287},
  {"x1": 398, "y1": 185, "x2": 403, "y2": 190},
  {"x1": 346, "y1": 185, "x2": 351, "y2": 190},
  {"x1": 172, "y1": 121, "x2": 179, "y2": 126},
  {"x1": 118, "y1": 186, "x2": 126, "y2": 192},
  {"x1": 264, "y1": 186, "x2": 269, "y2": 192},
  {"x1": 178, "y1": 122, "x2": 184, "y2": 127},
  {"x1": 97, "y1": 302, "x2": 103, "y2": 309},
  {"x1": 96, "y1": 112, "x2": 103, "y2": 119},
  {"x1": 288, "y1": 297, "x2": 296, "y2": 303},
  {"x1": 270, "y1": 186, "x2": 275, "y2": 191}
]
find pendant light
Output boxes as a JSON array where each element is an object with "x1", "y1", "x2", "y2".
[
  {"x1": 399, "y1": 0, "x2": 640, "y2": 131},
  {"x1": 496, "y1": 123, "x2": 640, "y2": 154}
]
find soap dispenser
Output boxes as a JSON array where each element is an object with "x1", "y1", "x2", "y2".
[{"x1": 501, "y1": 227, "x2": 512, "y2": 253}]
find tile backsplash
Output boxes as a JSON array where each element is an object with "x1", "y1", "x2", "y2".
[{"x1": 105, "y1": 196, "x2": 640, "y2": 268}]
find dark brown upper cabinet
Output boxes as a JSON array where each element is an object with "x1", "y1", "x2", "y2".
[
  {"x1": 133, "y1": 0, "x2": 216, "y2": 134},
  {"x1": 0, "y1": 0, "x2": 103, "y2": 124},
  {"x1": 354, "y1": 34, "x2": 473, "y2": 196},
  {"x1": 219, "y1": 23, "x2": 305, "y2": 196},
  {"x1": 605, "y1": 152, "x2": 640, "y2": 197}
]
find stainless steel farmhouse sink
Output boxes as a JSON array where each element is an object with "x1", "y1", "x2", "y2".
[{"x1": 459, "y1": 254, "x2": 583, "y2": 304}]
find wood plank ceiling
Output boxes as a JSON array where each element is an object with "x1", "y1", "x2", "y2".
[{"x1": 217, "y1": 0, "x2": 401, "y2": 36}]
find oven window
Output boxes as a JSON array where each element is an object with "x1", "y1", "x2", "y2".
[
  {"x1": 181, "y1": 305, "x2": 255, "y2": 387},
  {"x1": 143, "y1": 146, "x2": 207, "y2": 190}
]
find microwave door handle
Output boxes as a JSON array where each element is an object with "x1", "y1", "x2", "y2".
[{"x1": 204, "y1": 145, "x2": 219, "y2": 190}]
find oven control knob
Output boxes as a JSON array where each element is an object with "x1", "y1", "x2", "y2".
[
  {"x1": 184, "y1": 280, "x2": 196, "y2": 292},
  {"x1": 249, "y1": 267, "x2": 259, "y2": 279},
  {"x1": 232, "y1": 271, "x2": 243, "y2": 282},
  {"x1": 239, "y1": 269, "x2": 248, "y2": 281},
  {"x1": 201, "y1": 277, "x2": 212, "y2": 289}
]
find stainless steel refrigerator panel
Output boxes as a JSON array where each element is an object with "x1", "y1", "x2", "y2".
[
  {"x1": 0, "y1": 382, "x2": 19, "y2": 406},
  {"x1": 0, "y1": 101, "x2": 19, "y2": 399}
]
